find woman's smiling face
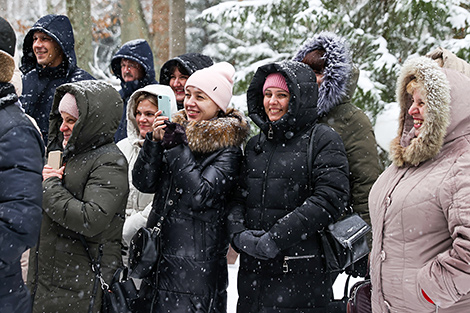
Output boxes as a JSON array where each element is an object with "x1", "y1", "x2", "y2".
[
  {"x1": 263, "y1": 87, "x2": 290, "y2": 122},
  {"x1": 408, "y1": 87, "x2": 426, "y2": 136}
]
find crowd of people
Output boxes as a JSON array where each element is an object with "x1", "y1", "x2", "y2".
[{"x1": 1, "y1": 12, "x2": 470, "y2": 313}]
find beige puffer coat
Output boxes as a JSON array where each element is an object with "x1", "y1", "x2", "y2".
[{"x1": 369, "y1": 56, "x2": 470, "y2": 312}]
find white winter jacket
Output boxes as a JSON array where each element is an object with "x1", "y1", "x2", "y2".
[{"x1": 117, "y1": 84, "x2": 178, "y2": 246}]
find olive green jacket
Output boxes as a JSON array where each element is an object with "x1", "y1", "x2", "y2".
[{"x1": 28, "y1": 80, "x2": 129, "y2": 313}]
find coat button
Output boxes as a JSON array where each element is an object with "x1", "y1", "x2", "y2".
[
  {"x1": 168, "y1": 200, "x2": 174, "y2": 205},
  {"x1": 175, "y1": 188, "x2": 182, "y2": 194},
  {"x1": 380, "y1": 250, "x2": 386, "y2": 261}
]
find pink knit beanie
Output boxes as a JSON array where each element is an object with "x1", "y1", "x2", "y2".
[
  {"x1": 263, "y1": 73, "x2": 289, "y2": 93},
  {"x1": 58, "y1": 93, "x2": 79, "y2": 119},
  {"x1": 185, "y1": 62, "x2": 235, "y2": 112}
]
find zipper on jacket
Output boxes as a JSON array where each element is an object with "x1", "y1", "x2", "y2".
[
  {"x1": 283, "y1": 255, "x2": 316, "y2": 273},
  {"x1": 260, "y1": 144, "x2": 277, "y2": 210},
  {"x1": 267, "y1": 124, "x2": 273, "y2": 140}
]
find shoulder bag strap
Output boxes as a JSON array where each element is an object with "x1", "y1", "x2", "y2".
[
  {"x1": 79, "y1": 235, "x2": 107, "y2": 313},
  {"x1": 307, "y1": 123, "x2": 319, "y2": 192}
]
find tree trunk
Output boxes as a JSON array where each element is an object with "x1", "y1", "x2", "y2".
[
  {"x1": 121, "y1": 0, "x2": 150, "y2": 44},
  {"x1": 66, "y1": 0, "x2": 93, "y2": 74},
  {"x1": 151, "y1": 0, "x2": 170, "y2": 78},
  {"x1": 170, "y1": 0, "x2": 186, "y2": 57}
]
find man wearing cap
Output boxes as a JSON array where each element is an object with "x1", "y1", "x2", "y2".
[
  {"x1": 0, "y1": 17, "x2": 45, "y2": 313},
  {"x1": 20, "y1": 14, "x2": 95, "y2": 143},
  {"x1": 110, "y1": 39, "x2": 158, "y2": 142}
]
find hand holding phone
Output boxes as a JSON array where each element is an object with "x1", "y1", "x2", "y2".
[{"x1": 158, "y1": 95, "x2": 172, "y2": 121}]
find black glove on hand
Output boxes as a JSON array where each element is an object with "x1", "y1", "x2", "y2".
[
  {"x1": 161, "y1": 121, "x2": 187, "y2": 149},
  {"x1": 255, "y1": 232, "x2": 280, "y2": 259},
  {"x1": 233, "y1": 230, "x2": 267, "y2": 260}
]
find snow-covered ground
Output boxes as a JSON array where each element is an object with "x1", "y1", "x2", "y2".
[{"x1": 226, "y1": 258, "x2": 363, "y2": 312}]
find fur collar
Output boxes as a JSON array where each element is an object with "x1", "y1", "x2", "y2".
[
  {"x1": 293, "y1": 32, "x2": 352, "y2": 116},
  {"x1": 172, "y1": 107, "x2": 250, "y2": 154},
  {"x1": 389, "y1": 57, "x2": 450, "y2": 167}
]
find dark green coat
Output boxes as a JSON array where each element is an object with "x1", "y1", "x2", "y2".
[{"x1": 28, "y1": 80, "x2": 129, "y2": 313}]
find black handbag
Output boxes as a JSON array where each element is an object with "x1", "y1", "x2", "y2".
[
  {"x1": 128, "y1": 188, "x2": 173, "y2": 280},
  {"x1": 128, "y1": 226, "x2": 161, "y2": 279},
  {"x1": 79, "y1": 236, "x2": 138, "y2": 313},
  {"x1": 347, "y1": 278, "x2": 372, "y2": 313},
  {"x1": 102, "y1": 267, "x2": 139, "y2": 313},
  {"x1": 320, "y1": 214, "x2": 370, "y2": 272},
  {"x1": 306, "y1": 124, "x2": 371, "y2": 273}
]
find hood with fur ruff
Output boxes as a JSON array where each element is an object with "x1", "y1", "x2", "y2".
[
  {"x1": 293, "y1": 32, "x2": 352, "y2": 116},
  {"x1": 172, "y1": 108, "x2": 250, "y2": 154},
  {"x1": 390, "y1": 56, "x2": 455, "y2": 167}
]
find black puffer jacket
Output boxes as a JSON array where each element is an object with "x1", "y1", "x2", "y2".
[
  {"x1": 228, "y1": 61, "x2": 350, "y2": 312},
  {"x1": 0, "y1": 83, "x2": 44, "y2": 313},
  {"x1": 132, "y1": 108, "x2": 250, "y2": 313},
  {"x1": 20, "y1": 14, "x2": 95, "y2": 142}
]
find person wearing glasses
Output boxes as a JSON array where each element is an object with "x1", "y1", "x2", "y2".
[{"x1": 111, "y1": 39, "x2": 158, "y2": 142}]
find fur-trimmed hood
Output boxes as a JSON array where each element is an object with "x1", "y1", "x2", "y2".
[
  {"x1": 293, "y1": 32, "x2": 352, "y2": 116},
  {"x1": 172, "y1": 108, "x2": 250, "y2": 154},
  {"x1": 389, "y1": 56, "x2": 470, "y2": 167}
]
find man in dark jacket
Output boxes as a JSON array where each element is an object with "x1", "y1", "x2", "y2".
[
  {"x1": 0, "y1": 17, "x2": 45, "y2": 313},
  {"x1": 20, "y1": 14, "x2": 95, "y2": 143},
  {"x1": 159, "y1": 53, "x2": 213, "y2": 110},
  {"x1": 111, "y1": 39, "x2": 158, "y2": 142}
]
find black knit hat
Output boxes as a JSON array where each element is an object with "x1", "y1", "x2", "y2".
[{"x1": 0, "y1": 17, "x2": 16, "y2": 57}]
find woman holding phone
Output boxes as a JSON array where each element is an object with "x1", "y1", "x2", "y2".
[
  {"x1": 117, "y1": 84, "x2": 177, "y2": 247},
  {"x1": 132, "y1": 62, "x2": 250, "y2": 312}
]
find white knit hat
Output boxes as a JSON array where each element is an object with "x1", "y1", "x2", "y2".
[
  {"x1": 58, "y1": 93, "x2": 79, "y2": 119},
  {"x1": 185, "y1": 62, "x2": 235, "y2": 112}
]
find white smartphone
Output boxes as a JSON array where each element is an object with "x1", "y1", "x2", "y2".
[
  {"x1": 48, "y1": 150, "x2": 63, "y2": 170},
  {"x1": 158, "y1": 95, "x2": 172, "y2": 121}
]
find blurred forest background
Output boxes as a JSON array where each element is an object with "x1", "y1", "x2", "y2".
[{"x1": 1, "y1": 0, "x2": 470, "y2": 140}]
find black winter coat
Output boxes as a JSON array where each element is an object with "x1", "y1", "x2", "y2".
[
  {"x1": 228, "y1": 61, "x2": 350, "y2": 312},
  {"x1": 132, "y1": 109, "x2": 250, "y2": 313},
  {"x1": 0, "y1": 83, "x2": 44, "y2": 313},
  {"x1": 111, "y1": 39, "x2": 158, "y2": 142},
  {"x1": 20, "y1": 14, "x2": 95, "y2": 142}
]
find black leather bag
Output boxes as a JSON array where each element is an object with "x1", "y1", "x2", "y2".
[
  {"x1": 79, "y1": 236, "x2": 137, "y2": 313},
  {"x1": 306, "y1": 124, "x2": 371, "y2": 273},
  {"x1": 128, "y1": 226, "x2": 161, "y2": 279},
  {"x1": 320, "y1": 213, "x2": 371, "y2": 273},
  {"x1": 102, "y1": 267, "x2": 138, "y2": 313},
  {"x1": 347, "y1": 278, "x2": 372, "y2": 313}
]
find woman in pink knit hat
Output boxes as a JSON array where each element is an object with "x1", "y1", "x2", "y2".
[
  {"x1": 227, "y1": 61, "x2": 349, "y2": 312},
  {"x1": 131, "y1": 62, "x2": 251, "y2": 312}
]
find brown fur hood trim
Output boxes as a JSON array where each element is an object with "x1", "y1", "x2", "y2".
[
  {"x1": 172, "y1": 107, "x2": 251, "y2": 154},
  {"x1": 390, "y1": 56, "x2": 450, "y2": 167},
  {"x1": 0, "y1": 51, "x2": 15, "y2": 83}
]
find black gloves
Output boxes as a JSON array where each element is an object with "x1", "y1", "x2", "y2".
[
  {"x1": 255, "y1": 232, "x2": 280, "y2": 259},
  {"x1": 233, "y1": 230, "x2": 280, "y2": 260},
  {"x1": 161, "y1": 121, "x2": 187, "y2": 149}
]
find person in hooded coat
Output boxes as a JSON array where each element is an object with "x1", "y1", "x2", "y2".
[
  {"x1": 0, "y1": 17, "x2": 44, "y2": 313},
  {"x1": 111, "y1": 39, "x2": 158, "y2": 142},
  {"x1": 27, "y1": 80, "x2": 129, "y2": 313},
  {"x1": 159, "y1": 52, "x2": 214, "y2": 110},
  {"x1": 227, "y1": 61, "x2": 350, "y2": 312},
  {"x1": 20, "y1": 14, "x2": 95, "y2": 142},
  {"x1": 132, "y1": 62, "x2": 250, "y2": 312},
  {"x1": 293, "y1": 32, "x2": 381, "y2": 231},
  {"x1": 369, "y1": 56, "x2": 470, "y2": 312},
  {"x1": 117, "y1": 84, "x2": 178, "y2": 247}
]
